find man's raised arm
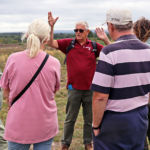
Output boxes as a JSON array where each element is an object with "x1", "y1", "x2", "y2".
[{"x1": 47, "y1": 11, "x2": 59, "y2": 49}]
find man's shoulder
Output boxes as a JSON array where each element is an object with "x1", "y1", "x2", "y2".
[
  {"x1": 57, "y1": 38, "x2": 74, "y2": 49},
  {"x1": 57, "y1": 38, "x2": 73, "y2": 43},
  {"x1": 87, "y1": 39, "x2": 102, "y2": 45},
  {"x1": 87, "y1": 39, "x2": 104, "y2": 50},
  {"x1": 102, "y1": 39, "x2": 150, "y2": 55},
  {"x1": 101, "y1": 43, "x2": 116, "y2": 55}
]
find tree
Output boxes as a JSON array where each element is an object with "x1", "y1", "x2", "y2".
[{"x1": 88, "y1": 30, "x2": 93, "y2": 37}]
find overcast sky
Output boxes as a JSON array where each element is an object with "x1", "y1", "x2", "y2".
[{"x1": 1, "y1": 0, "x2": 150, "y2": 32}]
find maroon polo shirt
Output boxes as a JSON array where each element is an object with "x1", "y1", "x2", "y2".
[{"x1": 57, "y1": 38, "x2": 104, "y2": 90}]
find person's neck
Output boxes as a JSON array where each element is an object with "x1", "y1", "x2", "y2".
[
  {"x1": 113, "y1": 30, "x2": 133, "y2": 41},
  {"x1": 40, "y1": 44, "x2": 46, "y2": 50},
  {"x1": 77, "y1": 39, "x2": 87, "y2": 46}
]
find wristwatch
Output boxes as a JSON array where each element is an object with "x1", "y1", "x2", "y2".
[{"x1": 93, "y1": 126, "x2": 100, "y2": 130}]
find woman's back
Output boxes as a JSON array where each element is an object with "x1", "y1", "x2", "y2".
[{"x1": 1, "y1": 50, "x2": 60, "y2": 144}]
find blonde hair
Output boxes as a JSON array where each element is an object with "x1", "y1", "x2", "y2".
[
  {"x1": 75, "y1": 21, "x2": 89, "y2": 30},
  {"x1": 22, "y1": 18, "x2": 51, "y2": 58}
]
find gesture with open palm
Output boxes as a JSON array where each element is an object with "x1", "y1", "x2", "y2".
[
  {"x1": 48, "y1": 11, "x2": 59, "y2": 27},
  {"x1": 95, "y1": 27, "x2": 111, "y2": 45}
]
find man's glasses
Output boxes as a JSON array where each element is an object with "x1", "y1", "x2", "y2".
[{"x1": 74, "y1": 29, "x2": 86, "y2": 33}]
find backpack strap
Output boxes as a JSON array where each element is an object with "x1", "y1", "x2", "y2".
[
  {"x1": 64, "y1": 39, "x2": 76, "y2": 64},
  {"x1": 11, "y1": 53, "x2": 49, "y2": 106},
  {"x1": 91, "y1": 41, "x2": 97, "y2": 58}
]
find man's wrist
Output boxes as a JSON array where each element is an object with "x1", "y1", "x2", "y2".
[{"x1": 104, "y1": 38, "x2": 111, "y2": 45}]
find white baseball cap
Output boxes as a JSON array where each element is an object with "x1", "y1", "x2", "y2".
[{"x1": 102, "y1": 6, "x2": 133, "y2": 25}]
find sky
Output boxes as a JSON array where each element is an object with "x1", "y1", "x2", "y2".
[{"x1": 1, "y1": 0, "x2": 150, "y2": 32}]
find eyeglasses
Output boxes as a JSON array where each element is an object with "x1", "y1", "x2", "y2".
[{"x1": 74, "y1": 29, "x2": 86, "y2": 33}]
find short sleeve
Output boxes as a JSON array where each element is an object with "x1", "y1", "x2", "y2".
[
  {"x1": 0, "y1": 57, "x2": 11, "y2": 89},
  {"x1": 57, "y1": 38, "x2": 73, "y2": 54},
  {"x1": 90, "y1": 51, "x2": 114, "y2": 94}
]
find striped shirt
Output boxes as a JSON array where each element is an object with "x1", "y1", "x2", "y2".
[{"x1": 91, "y1": 34, "x2": 150, "y2": 112}]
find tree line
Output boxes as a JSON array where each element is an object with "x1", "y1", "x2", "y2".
[{"x1": 0, "y1": 31, "x2": 110, "y2": 45}]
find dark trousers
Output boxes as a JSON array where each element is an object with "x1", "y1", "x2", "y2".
[
  {"x1": 147, "y1": 106, "x2": 150, "y2": 141},
  {"x1": 93, "y1": 106, "x2": 148, "y2": 150},
  {"x1": 144, "y1": 106, "x2": 150, "y2": 150},
  {"x1": 61, "y1": 89, "x2": 93, "y2": 147}
]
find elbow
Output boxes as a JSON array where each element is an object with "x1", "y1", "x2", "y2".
[
  {"x1": 3, "y1": 88, "x2": 10, "y2": 99},
  {"x1": 92, "y1": 92, "x2": 109, "y2": 103}
]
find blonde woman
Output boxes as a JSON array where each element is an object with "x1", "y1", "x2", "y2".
[{"x1": 0, "y1": 19, "x2": 60, "y2": 150}]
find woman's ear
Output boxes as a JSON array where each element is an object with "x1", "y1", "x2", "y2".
[
  {"x1": 44, "y1": 38, "x2": 48, "y2": 43},
  {"x1": 43, "y1": 37, "x2": 48, "y2": 45}
]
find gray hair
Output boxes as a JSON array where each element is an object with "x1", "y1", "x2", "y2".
[
  {"x1": 21, "y1": 18, "x2": 51, "y2": 58},
  {"x1": 112, "y1": 21, "x2": 133, "y2": 32},
  {"x1": 75, "y1": 21, "x2": 89, "y2": 30}
]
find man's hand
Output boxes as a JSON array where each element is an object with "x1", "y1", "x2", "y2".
[
  {"x1": 47, "y1": 11, "x2": 59, "y2": 49},
  {"x1": 93, "y1": 129, "x2": 100, "y2": 136},
  {"x1": 48, "y1": 11, "x2": 59, "y2": 27},
  {"x1": 95, "y1": 27, "x2": 107, "y2": 40},
  {"x1": 95, "y1": 27, "x2": 111, "y2": 45}
]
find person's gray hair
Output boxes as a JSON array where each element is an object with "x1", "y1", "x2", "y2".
[
  {"x1": 112, "y1": 21, "x2": 133, "y2": 32},
  {"x1": 75, "y1": 21, "x2": 89, "y2": 30}
]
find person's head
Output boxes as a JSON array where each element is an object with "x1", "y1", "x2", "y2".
[
  {"x1": 22, "y1": 18, "x2": 51, "y2": 58},
  {"x1": 102, "y1": 6, "x2": 133, "y2": 40},
  {"x1": 74, "y1": 21, "x2": 90, "y2": 43},
  {"x1": 133, "y1": 17, "x2": 150, "y2": 42}
]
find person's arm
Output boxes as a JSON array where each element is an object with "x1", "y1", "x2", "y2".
[
  {"x1": 95, "y1": 27, "x2": 111, "y2": 45},
  {"x1": 47, "y1": 11, "x2": 59, "y2": 49},
  {"x1": 148, "y1": 93, "x2": 150, "y2": 104},
  {"x1": 3, "y1": 88, "x2": 10, "y2": 107},
  {"x1": 54, "y1": 61, "x2": 61, "y2": 94},
  {"x1": 92, "y1": 91, "x2": 109, "y2": 136}
]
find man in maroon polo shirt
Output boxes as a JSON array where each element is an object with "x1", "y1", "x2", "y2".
[{"x1": 47, "y1": 11, "x2": 110, "y2": 150}]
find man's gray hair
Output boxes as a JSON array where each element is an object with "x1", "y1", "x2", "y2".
[
  {"x1": 112, "y1": 21, "x2": 133, "y2": 32},
  {"x1": 75, "y1": 21, "x2": 89, "y2": 30}
]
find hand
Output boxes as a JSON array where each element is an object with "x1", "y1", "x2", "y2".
[
  {"x1": 93, "y1": 128, "x2": 100, "y2": 136},
  {"x1": 54, "y1": 89, "x2": 57, "y2": 94},
  {"x1": 48, "y1": 11, "x2": 59, "y2": 27},
  {"x1": 95, "y1": 27, "x2": 111, "y2": 45},
  {"x1": 95, "y1": 27, "x2": 108, "y2": 41},
  {"x1": 8, "y1": 106, "x2": 10, "y2": 111}
]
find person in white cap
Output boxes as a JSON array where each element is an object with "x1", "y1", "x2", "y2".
[{"x1": 91, "y1": 6, "x2": 150, "y2": 150}]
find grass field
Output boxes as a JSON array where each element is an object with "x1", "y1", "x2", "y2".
[
  {"x1": 0, "y1": 40, "x2": 105, "y2": 150},
  {"x1": 0, "y1": 41, "x2": 150, "y2": 150}
]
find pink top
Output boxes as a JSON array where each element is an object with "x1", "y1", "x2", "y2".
[{"x1": 0, "y1": 50, "x2": 60, "y2": 144}]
